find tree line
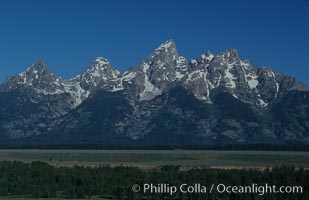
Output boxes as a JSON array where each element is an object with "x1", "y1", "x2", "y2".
[{"x1": 0, "y1": 161, "x2": 307, "y2": 199}]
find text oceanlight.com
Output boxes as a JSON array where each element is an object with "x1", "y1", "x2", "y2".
[{"x1": 132, "y1": 183, "x2": 303, "y2": 196}]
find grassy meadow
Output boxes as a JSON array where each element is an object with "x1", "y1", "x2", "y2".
[{"x1": 0, "y1": 149, "x2": 308, "y2": 168}]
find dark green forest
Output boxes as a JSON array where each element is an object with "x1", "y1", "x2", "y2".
[{"x1": 0, "y1": 161, "x2": 307, "y2": 199}]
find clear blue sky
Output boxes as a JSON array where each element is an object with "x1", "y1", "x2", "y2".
[{"x1": 0, "y1": 0, "x2": 308, "y2": 85}]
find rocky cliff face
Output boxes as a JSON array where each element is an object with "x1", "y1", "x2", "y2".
[{"x1": 0, "y1": 39, "x2": 308, "y2": 145}]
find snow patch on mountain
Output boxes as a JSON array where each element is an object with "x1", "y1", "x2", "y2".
[
  {"x1": 139, "y1": 75, "x2": 162, "y2": 101},
  {"x1": 201, "y1": 53, "x2": 214, "y2": 62},
  {"x1": 258, "y1": 98, "x2": 268, "y2": 107},
  {"x1": 224, "y1": 63, "x2": 237, "y2": 88},
  {"x1": 175, "y1": 56, "x2": 188, "y2": 79},
  {"x1": 246, "y1": 73, "x2": 259, "y2": 90},
  {"x1": 63, "y1": 81, "x2": 90, "y2": 106},
  {"x1": 141, "y1": 62, "x2": 150, "y2": 73},
  {"x1": 185, "y1": 69, "x2": 211, "y2": 102},
  {"x1": 111, "y1": 71, "x2": 137, "y2": 92},
  {"x1": 269, "y1": 70, "x2": 279, "y2": 98}
]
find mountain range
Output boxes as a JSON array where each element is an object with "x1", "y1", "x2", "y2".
[{"x1": 0, "y1": 39, "x2": 309, "y2": 145}]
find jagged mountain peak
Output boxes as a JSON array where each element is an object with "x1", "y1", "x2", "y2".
[
  {"x1": 209, "y1": 49, "x2": 240, "y2": 64},
  {"x1": 155, "y1": 39, "x2": 176, "y2": 51},
  {"x1": 17, "y1": 60, "x2": 59, "y2": 85},
  {"x1": 148, "y1": 39, "x2": 179, "y2": 62},
  {"x1": 196, "y1": 51, "x2": 215, "y2": 63},
  {"x1": 22, "y1": 60, "x2": 50, "y2": 76},
  {"x1": 0, "y1": 60, "x2": 70, "y2": 97},
  {"x1": 29, "y1": 60, "x2": 47, "y2": 68},
  {"x1": 139, "y1": 40, "x2": 185, "y2": 92},
  {"x1": 80, "y1": 57, "x2": 120, "y2": 79},
  {"x1": 85, "y1": 57, "x2": 114, "y2": 72},
  {"x1": 191, "y1": 49, "x2": 239, "y2": 67},
  {"x1": 222, "y1": 49, "x2": 239, "y2": 59},
  {"x1": 93, "y1": 56, "x2": 110, "y2": 65},
  {"x1": 72, "y1": 57, "x2": 121, "y2": 93}
]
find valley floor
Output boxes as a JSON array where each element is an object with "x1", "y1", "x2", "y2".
[{"x1": 0, "y1": 149, "x2": 308, "y2": 168}]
